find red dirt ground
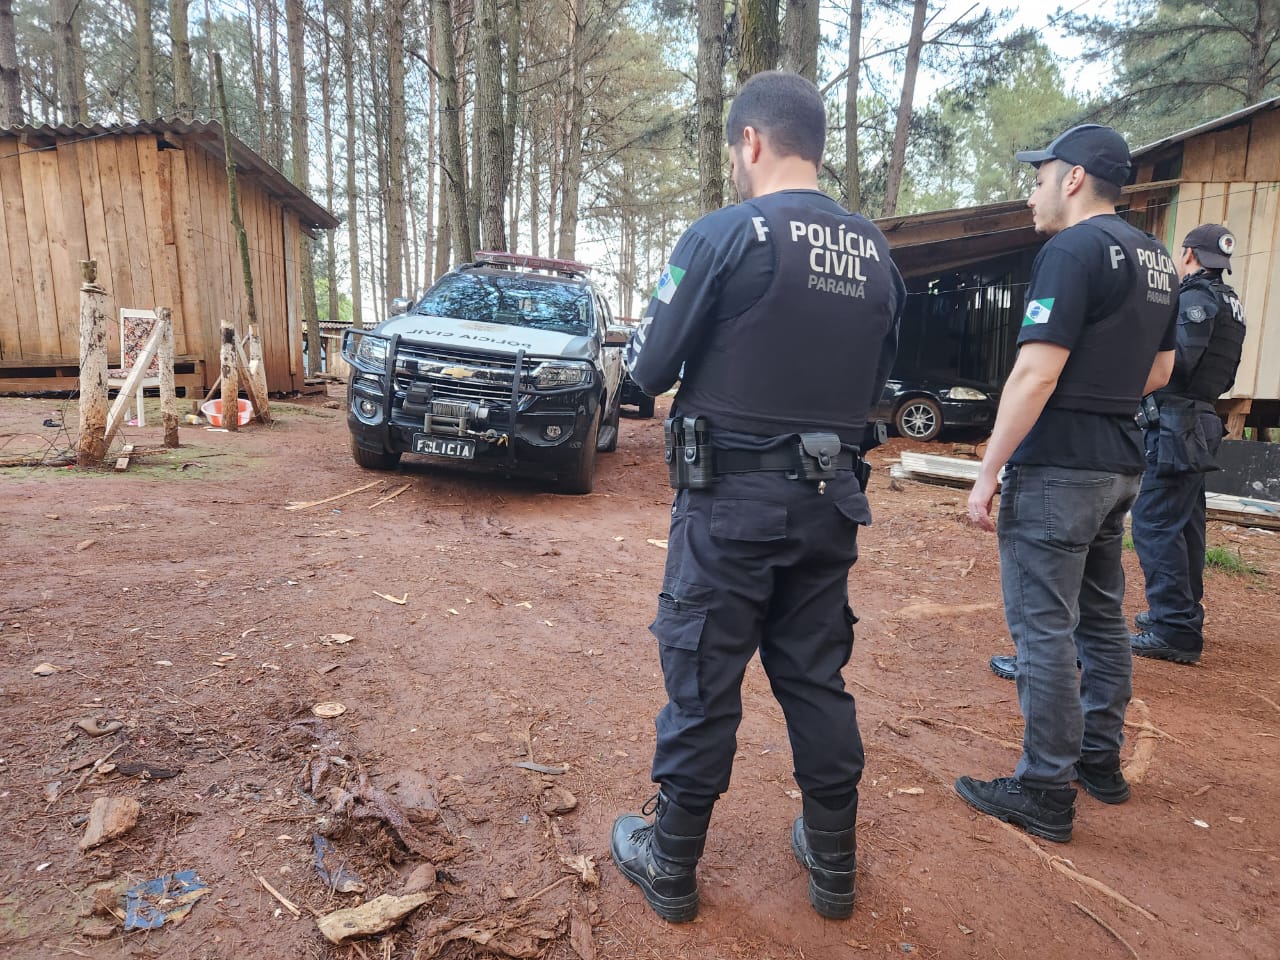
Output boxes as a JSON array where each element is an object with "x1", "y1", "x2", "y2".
[{"x1": 1, "y1": 389, "x2": 1277, "y2": 960}]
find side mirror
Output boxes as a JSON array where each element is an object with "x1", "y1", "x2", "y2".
[
  {"x1": 389, "y1": 297, "x2": 413, "y2": 317},
  {"x1": 604, "y1": 327, "x2": 629, "y2": 347}
]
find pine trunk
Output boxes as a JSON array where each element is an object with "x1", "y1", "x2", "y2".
[
  {"x1": 386, "y1": 0, "x2": 408, "y2": 296},
  {"x1": 882, "y1": 0, "x2": 926, "y2": 218},
  {"x1": 736, "y1": 0, "x2": 779, "y2": 83},
  {"x1": 424, "y1": 43, "x2": 437, "y2": 285},
  {"x1": 268, "y1": 0, "x2": 285, "y2": 169},
  {"x1": 780, "y1": 0, "x2": 819, "y2": 82},
  {"x1": 0, "y1": 0, "x2": 21, "y2": 126},
  {"x1": 51, "y1": 0, "x2": 85, "y2": 122},
  {"x1": 696, "y1": 0, "x2": 725, "y2": 213},
  {"x1": 556, "y1": 0, "x2": 586, "y2": 260},
  {"x1": 343, "y1": 0, "x2": 363, "y2": 324},
  {"x1": 169, "y1": 0, "x2": 193, "y2": 120},
  {"x1": 320, "y1": 5, "x2": 338, "y2": 328},
  {"x1": 476, "y1": 0, "x2": 507, "y2": 250},
  {"x1": 432, "y1": 0, "x2": 472, "y2": 263},
  {"x1": 844, "y1": 0, "x2": 862, "y2": 211},
  {"x1": 286, "y1": 0, "x2": 320, "y2": 374},
  {"x1": 135, "y1": 0, "x2": 156, "y2": 117}
]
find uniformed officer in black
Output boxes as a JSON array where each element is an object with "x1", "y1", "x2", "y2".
[
  {"x1": 609, "y1": 71, "x2": 904, "y2": 923},
  {"x1": 1129, "y1": 224, "x2": 1247, "y2": 663}
]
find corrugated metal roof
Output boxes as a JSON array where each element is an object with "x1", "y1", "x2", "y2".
[
  {"x1": 1132, "y1": 95, "x2": 1280, "y2": 160},
  {"x1": 0, "y1": 118, "x2": 339, "y2": 229}
]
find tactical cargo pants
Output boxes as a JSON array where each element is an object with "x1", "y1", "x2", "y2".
[{"x1": 648, "y1": 470, "x2": 870, "y2": 811}]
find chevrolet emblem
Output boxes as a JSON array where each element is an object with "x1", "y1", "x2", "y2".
[{"x1": 437, "y1": 365, "x2": 476, "y2": 379}]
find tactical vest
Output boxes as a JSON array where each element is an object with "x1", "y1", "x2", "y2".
[
  {"x1": 1175, "y1": 274, "x2": 1246, "y2": 404},
  {"x1": 1043, "y1": 218, "x2": 1178, "y2": 416},
  {"x1": 672, "y1": 192, "x2": 901, "y2": 445}
]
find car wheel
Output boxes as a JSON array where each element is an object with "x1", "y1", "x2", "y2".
[
  {"x1": 636, "y1": 394, "x2": 655, "y2": 419},
  {"x1": 558, "y1": 410, "x2": 599, "y2": 495},
  {"x1": 895, "y1": 397, "x2": 943, "y2": 441},
  {"x1": 350, "y1": 438, "x2": 402, "y2": 470}
]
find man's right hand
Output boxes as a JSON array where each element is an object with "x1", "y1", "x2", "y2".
[{"x1": 967, "y1": 471, "x2": 999, "y2": 532}]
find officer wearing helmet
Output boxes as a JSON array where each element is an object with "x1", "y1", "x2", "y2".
[{"x1": 1129, "y1": 224, "x2": 1247, "y2": 664}]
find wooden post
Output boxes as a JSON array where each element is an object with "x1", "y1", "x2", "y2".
[
  {"x1": 246, "y1": 323, "x2": 272, "y2": 423},
  {"x1": 215, "y1": 52, "x2": 259, "y2": 433},
  {"x1": 77, "y1": 260, "x2": 109, "y2": 466},
  {"x1": 157, "y1": 307, "x2": 179, "y2": 447},
  {"x1": 220, "y1": 321, "x2": 240, "y2": 431}
]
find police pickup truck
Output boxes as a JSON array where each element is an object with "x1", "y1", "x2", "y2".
[{"x1": 341, "y1": 252, "x2": 625, "y2": 494}]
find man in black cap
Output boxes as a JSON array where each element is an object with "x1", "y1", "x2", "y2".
[
  {"x1": 611, "y1": 71, "x2": 903, "y2": 923},
  {"x1": 1128, "y1": 224, "x2": 1247, "y2": 663},
  {"x1": 959, "y1": 124, "x2": 1177, "y2": 842},
  {"x1": 990, "y1": 224, "x2": 1247, "y2": 675}
]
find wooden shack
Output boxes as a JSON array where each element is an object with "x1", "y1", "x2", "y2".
[
  {"x1": 0, "y1": 121, "x2": 338, "y2": 394},
  {"x1": 876, "y1": 95, "x2": 1280, "y2": 434}
]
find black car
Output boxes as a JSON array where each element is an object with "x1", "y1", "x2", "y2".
[{"x1": 872, "y1": 375, "x2": 997, "y2": 442}]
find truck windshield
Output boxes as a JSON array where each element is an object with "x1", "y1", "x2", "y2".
[{"x1": 413, "y1": 273, "x2": 591, "y2": 336}]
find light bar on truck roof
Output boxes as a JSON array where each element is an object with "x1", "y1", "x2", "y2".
[{"x1": 471, "y1": 250, "x2": 592, "y2": 277}]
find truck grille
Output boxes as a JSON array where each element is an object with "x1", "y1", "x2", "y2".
[{"x1": 394, "y1": 344, "x2": 524, "y2": 405}]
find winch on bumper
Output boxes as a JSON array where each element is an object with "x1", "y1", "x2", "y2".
[{"x1": 343, "y1": 330, "x2": 600, "y2": 474}]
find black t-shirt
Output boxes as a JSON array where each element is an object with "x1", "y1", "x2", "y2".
[{"x1": 1010, "y1": 215, "x2": 1177, "y2": 474}]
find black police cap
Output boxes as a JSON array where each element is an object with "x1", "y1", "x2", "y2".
[
  {"x1": 1015, "y1": 124, "x2": 1133, "y2": 188},
  {"x1": 1182, "y1": 223, "x2": 1235, "y2": 272}
]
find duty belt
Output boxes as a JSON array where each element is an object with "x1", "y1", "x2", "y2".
[{"x1": 716, "y1": 447, "x2": 858, "y2": 475}]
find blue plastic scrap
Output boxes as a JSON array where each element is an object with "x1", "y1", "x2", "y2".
[
  {"x1": 312, "y1": 834, "x2": 366, "y2": 893},
  {"x1": 124, "y1": 870, "x2": 211, "y2": 930}
]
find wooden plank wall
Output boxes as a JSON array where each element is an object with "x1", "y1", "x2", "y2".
[
  {"x1": 181, "y1": 143, "x2": 302, "y2": 392},
  {"x1": 0, "y1": 131, "x2": 306, "y2": 394}
]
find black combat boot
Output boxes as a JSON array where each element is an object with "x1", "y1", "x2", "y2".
[
  {"x1": 791, "y1": 794, "x2": 858, "y2": 919},
  {"x1": 610, "y1": 792, "x2": 710, "y2": 923}
]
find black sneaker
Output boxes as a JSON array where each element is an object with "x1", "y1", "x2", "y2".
[
  {"x1": 1134, "y1": 610, "x2": 1152, "y2": 631},
  {"x1": 954, "y1": 776, "x2": 1075, "y2": 843},
  {"x1": 989, "y1": 654, "x2": 1017, "y2": 680},
  {"x1": 1131, "y1": 631, "x2": 1200, "y2": 664},
  {"x1": 1076, "y1": 756, "x2": 1130, "y2": 804}
]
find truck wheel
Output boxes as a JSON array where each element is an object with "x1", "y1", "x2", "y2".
[
  {"x1": 350, "y1": 438, "x2": 402, "y2": 470},
  {"x1": 895, "y1": 397, "x2": 943, "y2": 442},
  {"x1": 637, "y1": 394, "x2": 655, "y2": 419},
  {"x1": 558, "y1": 411, "x2": 599, "y2": 495}
]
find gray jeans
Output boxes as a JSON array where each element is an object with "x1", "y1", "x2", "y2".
[{"x1": 997, "y1": 464, "x2": 1142, "y2": 789}]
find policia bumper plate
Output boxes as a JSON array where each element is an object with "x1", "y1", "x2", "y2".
[{"x1": 413, "y1": 434, "x2": 475, "y2": 459}]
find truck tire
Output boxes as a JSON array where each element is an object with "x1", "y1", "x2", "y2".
[
  {"x1": 351, "y1": 438, "x2": 402, "y2": 470},
  {"x1": 558, "y1": 411, "x2": 599, "y2": 495},
  {"x1": 637, "y1": 394, "x2": 655, "y2": 419}
]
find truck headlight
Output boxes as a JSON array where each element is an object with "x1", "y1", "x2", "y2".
[
  {"x1": 947, "y1": 386, "x2": 988, "y2": 401},
  {"x1": 355, "y1": 335, "x2": 389, "y2": 365},
  {"x1": 530, "y1": 360, "x2": 592, "y2": 390}
]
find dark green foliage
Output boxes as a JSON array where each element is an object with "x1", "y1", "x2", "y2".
[{"x1": 1065, "y1": 0, "x2": 1280, "y2": 143}]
